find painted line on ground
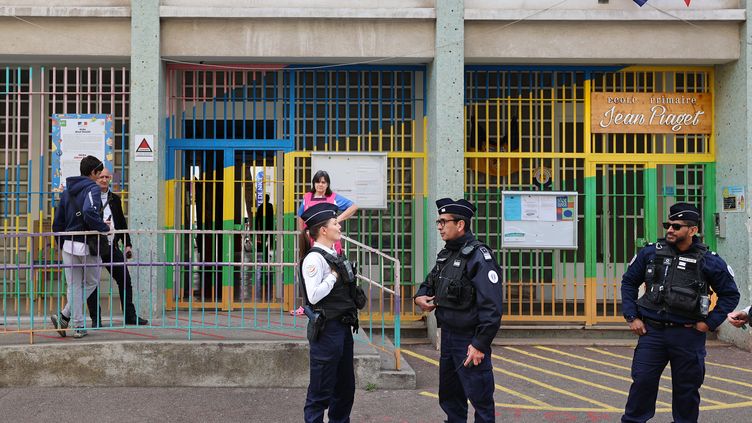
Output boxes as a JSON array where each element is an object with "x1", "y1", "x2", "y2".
[
  {"x1": 402, "y1": 348, "x2": 552, "y2": 407},
  {"x1": 531, "y1": 346, "x2": 735, "y2": 406},
  {"x1": 492, "y1": 353, "x2": 643, "y2": 406},
  {"x1": 539, "y1": 346, "x2": 750, "y2": 402},
  {"x1": 418, "y1": 391, "x2": 616, "y2": 413},
  {"x1": 99, "y1": 328, "x2": 160, "y2": 339},
  {"x1": 587, "y1": 347, "x2": 752, "y2": 388},
  {"x1": 490, "y1": 365, "x2": 618, "y2": 410},
  {"x1": 503, "y1": 346, "x2": 674, "y2": 408}
]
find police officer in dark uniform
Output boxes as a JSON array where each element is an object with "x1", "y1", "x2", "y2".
[
  {"x1": 299, "y1": 202, "x2": 361, "y2": 423},
  {"x1": 414, "y1": 198, "x2": 504, "y2": 423},
  {"x1": 621, "y1": 202, "x2": 740, "y2": 423}
]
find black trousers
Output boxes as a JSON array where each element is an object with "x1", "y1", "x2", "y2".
[
  {"x1": 622, "y1": 323, "x2": 706, "y2": 423},
  {"x1": 87, "y1": 246, "x2": 137, "y2": 323},
  {"x1": 304, "y1": 319, "x2": 355, "y2": 423}
]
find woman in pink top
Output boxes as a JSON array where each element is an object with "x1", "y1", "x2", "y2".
[
  {"x1": 297, "y1": 170, "x2": 358, "y2": 254},
  {"x1": 293, "y1": 170, "x2": 357, "y2": 316}
]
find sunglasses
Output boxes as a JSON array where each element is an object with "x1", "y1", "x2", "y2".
[{"x1": 662, "y1": 222, "x2": 695, "y2": 231}]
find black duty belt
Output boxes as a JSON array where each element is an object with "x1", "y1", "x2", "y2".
[{"x1": 643, "y1": 317, "x2": 692, "y2": 329}]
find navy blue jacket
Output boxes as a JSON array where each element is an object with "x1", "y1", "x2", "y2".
[
  {"x1": 621, "y1": 237, "x2": 740, "y2": 331},
  {"x1": 416, "y1": 232, "x2": 504, "y2": 354},
  {"x1": 53, "y1": 176, "x2": 110, "y2": 240}
]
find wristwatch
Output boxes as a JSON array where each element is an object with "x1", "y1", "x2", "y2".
[{"x1": 625, "y1": 315, "x2": 637, "y2": 323}]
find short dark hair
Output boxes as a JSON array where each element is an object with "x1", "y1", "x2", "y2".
[
  {"x1": 80, "y1": 155, "x2": 104, "y2": 177},
  {"x1": 451, "y1": 214, "x2": 471, "y2": 232},
  {"x1": 309, "y1": 170, "x2": 333, "y2": 196},
  {"x1": 683, "y1": 219, "x2": 701, "y2": 231}
]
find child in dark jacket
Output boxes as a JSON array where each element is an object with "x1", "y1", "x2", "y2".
[{"x1": 51, "y1": 155, "x2": 111, "y2": 338}]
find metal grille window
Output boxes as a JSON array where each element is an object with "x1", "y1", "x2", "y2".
[
  {"x1": 165, "y1": 65, "x2": 426, "y2": 317},
  {"x1": 1, "y1": 65, "x2": 130, "y2": 317},
  {"x1": 465, "y1": 66, "x2": 715, "y2": 325}
]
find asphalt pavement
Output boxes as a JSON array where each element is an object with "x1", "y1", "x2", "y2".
[{"x1": 1, "y1": 342, "x2": 750, "y2": 422}]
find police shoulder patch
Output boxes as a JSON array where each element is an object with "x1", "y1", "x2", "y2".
[
  {"x1": 305, "y1": 264, "x2": 318, "y2": 277},
  {"x1": 727, "y1": 264, "x2": 735, "y2": 278},
  {"x1": 479, "y1": 247, "x2": 493, "y2": 262},
  {"x1": 488, "y1": 270, "x2": 499, "y2": 284}
]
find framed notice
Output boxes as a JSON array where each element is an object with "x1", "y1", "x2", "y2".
[
  {"x1": 51, "y1": 114, "x2": 114, "y2": 192},
  {"x1": 310, "y1": 152, "x2": 387, "y2": 209},
  {"x1": 501, "y1": 191, "x2": 578, "y2": 249}
]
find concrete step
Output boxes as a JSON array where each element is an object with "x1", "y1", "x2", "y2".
[
  {"x1": 401, "y1": 337, "x2": 432, "y2": 345},
  {"x1": 372, "y1": 340, "x2": 417, "y2": 390},
  {"x1": 0, "y1": 335, "x2": 416, "y2": 389},
  {"x1": 354, "y1": 332, "x2": 416, "y2": 390},
  {"x1": 369, "y1": 320, "x2": 427, "y2": 340}
]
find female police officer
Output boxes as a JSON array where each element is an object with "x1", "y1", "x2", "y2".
[
  {"x1": 299, "y1": 202, "x2": 359, "y2": 423},
  {"x1": 414, "y1": 198, "x2": 504, "y2": 423}
]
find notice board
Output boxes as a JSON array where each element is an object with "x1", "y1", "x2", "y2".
[
  {"x1": 51, "y1": 114, "x2": 114, "y2": 192},
  {"x1": 501, "y1": 191, "x2": 578, "y2": 249},
  {"x1": 311, "y1": 152, "x2": 388, "y2": 209}
]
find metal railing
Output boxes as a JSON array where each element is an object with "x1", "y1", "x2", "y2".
[{"x1": 0, "y1": 229, "x2": 402, "y2": 368}]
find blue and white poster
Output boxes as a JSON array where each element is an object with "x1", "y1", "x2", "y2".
[{"x1": 51, "y1": 114, "x2": 113, "y2": 192}]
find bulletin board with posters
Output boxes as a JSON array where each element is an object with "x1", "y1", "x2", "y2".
[
  {"x1": 51, "y1": 114, "x2": 114, "y2": 192},
  {"x1": 310, "y1": 152, "x2": 388, "y2": 209},
  {"x1": 501, "y1": 191, "x2": 579, "y2": 249}
]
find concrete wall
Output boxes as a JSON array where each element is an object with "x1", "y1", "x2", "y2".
[
  {"x1": 161, "y1": 19, "x2": 434, "y2": 61},
  {"x1": 3, "y1": 1, "x2": 128, "y2": 6},
  {"x1": 715, "y1": 1, "x2": 752, "y2": 351},
  {"x1": 466, "y1": 0, "x2": 740, "y2": 9},
  {"x1": 0, "y1": 18, "x2": 130, "y2": 59},
  {"x1": 466, "y1": 21, "x2": 739, "y2": 64},
  {"x1": 162, "y1": 0, "x2": 434, "y2": 7}
]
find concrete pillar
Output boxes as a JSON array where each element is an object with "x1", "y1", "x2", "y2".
[
  {"x1": 714, "y1": 1, "x2": 752, "y2": 351},
  {"x1": 129, "y1": 0, "x2": 165, "y2": 315},
  {"x1": 425, "y1": 0, "x2": 464, "y2": 346}
]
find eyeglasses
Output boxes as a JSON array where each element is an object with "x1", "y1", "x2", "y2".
[
  {"x1": 435, "y1": 218, "x2": 460, "y2": 227},
  {"x1": 662, "y1": 222, "x2": 694, "y2": 231}
]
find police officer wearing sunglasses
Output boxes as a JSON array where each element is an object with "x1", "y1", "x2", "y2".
[
  {"x1": 621, "y1": 202, "x2": 740, "y2": 423},
  {"x1": 414, "y1": 198, "x2": 503, "y2": 423}
]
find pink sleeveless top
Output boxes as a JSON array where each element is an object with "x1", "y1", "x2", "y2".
[{"x1": 302, "y1": 191, "x2": 343, "y2": 254}]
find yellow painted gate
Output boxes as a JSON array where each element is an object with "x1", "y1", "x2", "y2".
[{"x1": 464, "y1": 66, "x2": 715, "y2": 325}]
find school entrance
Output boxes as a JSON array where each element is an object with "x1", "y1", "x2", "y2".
[
  {"x1": 162, "y1": 64, "x2": 427, "y2": 314},
  {"x1": 464, "y1": 66, "x2": 715, "y2": 325}
]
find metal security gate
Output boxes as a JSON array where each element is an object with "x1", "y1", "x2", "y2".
[
  {"x1": 164, "y1": 64, "x2": 426, "y2": 317},
  {"x1": 1, "y1": 65, "x2": 130, "y2": 319},
  {"x1": 165, "y1": 148, "x2": 284, "y2": 311},
  {"x1": 465, "y1": 66, "x2": 715, "y2": 325}
]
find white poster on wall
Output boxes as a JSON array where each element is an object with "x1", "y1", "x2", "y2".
[
  {"x1": 59, "y1": 118, "x2": 107, "y2": 183},
  {"x1": 311, "y1": 152, "x2": 388, "y2": 209}
]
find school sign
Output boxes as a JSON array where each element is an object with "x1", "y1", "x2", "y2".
[{"x1": 591, "y1": 92, "x2": 712, "y2": 134}]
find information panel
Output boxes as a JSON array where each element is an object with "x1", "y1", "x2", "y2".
[
  {"x1": 310, "y1": 152, "x2": 388, "y2": 209},
  {"x1": 51, "y1": 114, "x2": 114, "y2": 191},
  {"x1": 501, "y1": 191, "x2": 578, "y2": 249}
]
